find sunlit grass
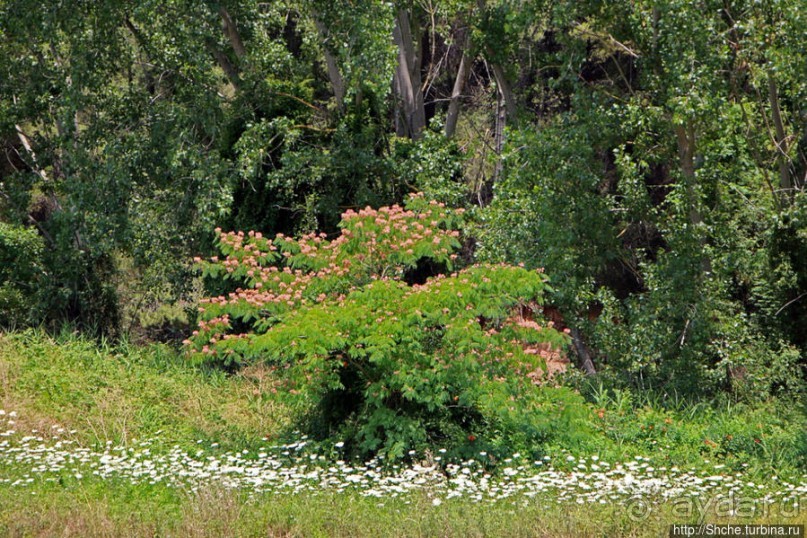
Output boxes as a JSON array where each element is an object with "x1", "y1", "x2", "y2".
[
  {"x1": 1, "y1": 479, "x2": 806, "y2": 538},
  {"x1": 1, "y1": 330, "x2": 806, "y2": 537},
  {"x1": 0, "y1": 330, "x2": 296, "y2": 450}
]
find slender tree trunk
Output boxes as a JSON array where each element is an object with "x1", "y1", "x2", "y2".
[
  {"x1": 482, "y1": 86, "x2": 506, "y2": 204},
  {"x1": 570, "y1": 327, "x2": 597, "y2": 376},
  {"x1": 768, "y1": 75, "x2": 793, "y2": 198},
  {"x1": 392, "y1": 70, "x2": 405, "y2": 137},
  {"x1": 123, "y1": 17, "x2": 157, "y2": 95},
  {"x1": 652, "y1": 7, "x2": 660, "y2": 54},
  {"x1": 207, "y1": 7, "x2": 247, "y2": 91},
  {"x1": 473, "y1": 0, "x2": 516, "y2": 205},
  {"x1": 675, "y1": 123, "x2": 703, "y2": 226},
  {"x1": 490, "y1": 62, "x2": 516, "y2": 119},
  {"x1": 475, "y1": 60, "x2": 509, "y2": 206},
  {"x1": 392, "y1": 8, "x2": 426, "y2": 139},
  {"x1": 14, "y1": 121, "x2": 73, "y2": 248},
  {"x1": 14, "y1": 123, "x2": 49, "y2": 184},
  {"x1": 313, "y1": 17, "x2": 345, "y2": 113},
  {"x1": 675, "y1": 122, "x2": 712, "y2": 274},
  {"x1": 476, "y1": 0, "x2": 517, "y2": 119},
  {"x1": 445, "y1": 43, "x2": 472, "y2": 138}
]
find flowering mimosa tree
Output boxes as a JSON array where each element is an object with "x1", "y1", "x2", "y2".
[{"x1": 186, "y1": 194, "x2": 577, "y2": 459}]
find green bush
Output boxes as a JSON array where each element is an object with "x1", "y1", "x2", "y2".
[
  {"x1": 186, "y1": 195, "x2": 579, "y2": 459},
  {"x1": 0, "y1": 222, "x2": 44, "y2": 327}
]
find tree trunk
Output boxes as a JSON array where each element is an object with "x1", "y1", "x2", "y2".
[
  {"x1": 392, "y1": 8, "x2": 426, "y2": 140},
  {"x1": 675, "y1": 122, "x2": 712, "y2": 274},
  {"x1": 209, "y1": 45, "x2": 241, "y2": 88},
  {"x1": 313, "y1": 17, "x2": 346, "y2": 113},
  {"x1": 675, "y1": 123, "x2": 703, "y2": 225},
  {"x1": 768, "y1": 75, "x2": 793, "y2": 198},
  {"x1": 123, "y1": 17, "x2": 157, "y2": 95},
  {"x1": 570, "y1": 327, "x2": 597, "y2": 376},
  {"x1": 14, "y1": 123, "x2": 50, "y2": 184},
  {"x1": 476, "y1": 0, "x2": 517, "y2": 119},
  {"x1": 445, "y1": 43, "x2": 472, "y2": 138},
  {"x1": 479, "y1": 83, "x2": 506, "y2": 205},
  {"x1": 490, "y1": 62, "x2": 516, "y2": 119},
  {"x1": 473, "y1": 0, "x2": 516, "y2": 204}
]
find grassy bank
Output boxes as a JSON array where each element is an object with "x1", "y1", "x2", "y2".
[
  {"x1": 0, "y1": 330, "x2": 295, "y2": 451},
  {"x1": 0, "y1": 331, "x2": 805, "y2": 537}
]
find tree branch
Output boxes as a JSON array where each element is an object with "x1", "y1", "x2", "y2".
[
  {"x1": 208, "y1": 43, "x2": 241, "y2": 89},
  {"x1": 219, "y1": 6, "x2": 246, "y2": 59}
]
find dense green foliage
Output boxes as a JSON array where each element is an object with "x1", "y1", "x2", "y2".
[
  {"x1": 474, "y1": 1, "x2": 807, "y2": 396},
  {"x1": 0, "y1": 222, "x2": 43, "y2": 326},
  {"x1": 3, "y1": 4, "x2": 807, "y2": 533}
]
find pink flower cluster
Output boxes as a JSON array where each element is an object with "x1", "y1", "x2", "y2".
[{"x1": 188, "y1": 194, "x2": 465, "y2": 356}]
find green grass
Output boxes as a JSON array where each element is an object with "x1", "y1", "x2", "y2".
[
  {"x1": 0, "y1": 329, "x2": 296, "y2": 451},
  {"x1": 2, "y1": 480, "x2": 807, "y2": 538},
  {"x1": 0, "y1": 330, "x2": 806, "y2": 537},
  {"x1": 578, "y1": 382, "x2": 807, "y2": 476}
]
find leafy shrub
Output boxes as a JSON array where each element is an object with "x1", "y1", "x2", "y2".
[
  {"x1": 0, "y1": 222, "x2": 44, "y2": 327},
  {"x1": 0, "y1": 219, "x2": 120, "y2": 335},
  {"x1": 186, "y1": 194, "x2": 577, "y2": 459},
  {"x1": 391, "y1": 126, "x2": 468, "y2": 208}
]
